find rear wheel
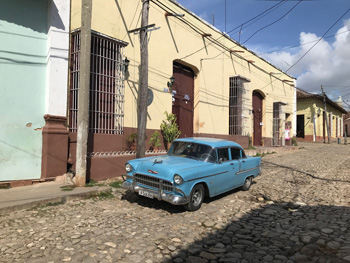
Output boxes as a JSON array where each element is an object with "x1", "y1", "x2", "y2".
[
  {"x1": 241, "y1": 176, "x2": 252, "y2": 191},
  {"x1": 184, "y1": 184, "x2": 204, "y2": 211}
]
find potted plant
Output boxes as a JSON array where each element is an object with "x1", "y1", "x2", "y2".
[
  {"x1": 160, "y1": 111, "x2": 181, "y2": 150},
  {"x1": 127, "y1": 133, "x2": 137, "y2": 151},
  {"x1": 149, "y1": 131, "x2": 162, "y2": 151}
]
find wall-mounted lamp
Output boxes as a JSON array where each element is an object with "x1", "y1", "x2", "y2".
[
  {"x1": 124, "y1": 57, "x2": 130, "y2": 72},
  {"x1": 317, "y1": 108, "x2": 321, "y2": 117},
  {"x1": 167, "y1": 76, "x2": 175, "y2": 91}
]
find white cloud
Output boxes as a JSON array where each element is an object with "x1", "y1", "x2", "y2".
[
  {"x1": 199, "y1": 12, "x2": 209, "y2": 21},
  {"x1": 258, "y1": 19, "x2": 350, "y2": 109}
]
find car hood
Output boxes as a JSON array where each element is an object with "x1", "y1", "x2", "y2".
[{"x1": 133, "y1": 155, "x2": 211, "y2": 181}]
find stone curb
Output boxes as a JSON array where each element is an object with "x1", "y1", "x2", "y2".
[
  {"x1": 0, "y1": 186, "x2": 111, "y2": 216},
  {"x1": 245, "y1": 146, "x2": 297, "y2": 156}
]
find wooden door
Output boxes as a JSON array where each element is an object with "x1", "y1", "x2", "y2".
[
  {"x1": 297, "y1": 115, "x2": 305, "y2": 138},
  {"x1": 172, "y1": 63, "x2": 194, "y2": 138},
  {"x1": 252, "y1": 91, "x2": 263, "y2": 146}
]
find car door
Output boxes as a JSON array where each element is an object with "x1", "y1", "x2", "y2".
[
  {"x1": 231, "y1": 147, "x2": 249, "y2": 187},
  {"x1": 211, "y1": 147, "x2": 239, "y2": 195}
]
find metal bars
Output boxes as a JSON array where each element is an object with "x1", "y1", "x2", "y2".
[
  {"x1": 229, "y1": 77, "x2": 244, "y2": 135},
  {"x1": 69, "y1": 32, "x2": 80, "y2": 132},
  {"x1": 135, "y1": 174, "x2": 173, "y2": 192},
  {"x1": 69, "y1": 31, "x2": 125, "y2": 134},
  {"x1": 273, "y1": 103, "x2": 281, "y2": 146}
]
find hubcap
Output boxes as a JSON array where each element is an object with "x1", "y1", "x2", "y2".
[{"x1": 192, "y1": 189, "x2": 202, "y2": 205}]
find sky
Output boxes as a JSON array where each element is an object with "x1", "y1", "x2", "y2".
[{"x1": 176, "y1": 0, "x2": 350, "y2": 111}]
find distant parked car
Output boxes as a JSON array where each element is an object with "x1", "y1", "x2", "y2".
[{"x1": 122, "y1": 137, "x2": 261, "y2": 211}]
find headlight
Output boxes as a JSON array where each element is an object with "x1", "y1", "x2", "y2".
[
  {"x1": 125, "y1": 163, "x2": 133, "y2": 172},
  {"x1": 174, "y1": 174, "x2": 183, "y2": 185}
]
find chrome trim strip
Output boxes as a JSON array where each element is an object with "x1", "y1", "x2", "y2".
[
  {"x1": 236, "y1": 166, "x2": 259, "y2": 175},
  {"x1": 121, "y1": 182, "x2": 188, "y2": 205},
  {"x1": 187, "y1": 171, "x2": 229, "y2": 182}
]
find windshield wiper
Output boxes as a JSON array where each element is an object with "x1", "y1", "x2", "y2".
[{"x1": 185, "y1": 156, "x2": 200, "y2": 161}]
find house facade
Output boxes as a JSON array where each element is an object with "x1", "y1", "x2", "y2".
[
  {"x1": 0, "y1": 0, "x2": 71, "y2": 185},
  {"x1": 66, "y1": 0, "x2": 296, "y2": 180},
  {"x1": 344, "y1": 112, "x2": 350, "y2": 137},
  {"x1": 296, "y1": 89, "x2": 347, "y2": 142},
  {"x1": 1, "y1": 0, "x2": 296, "y2": 185}
]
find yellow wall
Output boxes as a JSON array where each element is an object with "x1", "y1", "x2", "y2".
[
  {"x1": 70, "y1": 0, "x2": 295, "y2": 139},
  {"x1": 297, "y1": 98, "x2": 343, "y2": 138}
]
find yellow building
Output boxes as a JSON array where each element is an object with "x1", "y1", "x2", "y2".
[
  {"x1": 68, "y1": 0, "x2": 296, "y2": 180},
  {"x1": 296, "y1": 89, "x2": 347, "y2": 142}
]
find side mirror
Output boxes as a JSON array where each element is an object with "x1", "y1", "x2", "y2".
[{"x1": 218, "y1": 158, "x2": 224, "y2": 164}]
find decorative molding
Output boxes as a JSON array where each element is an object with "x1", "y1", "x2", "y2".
[{"x1": 87, "y1": 150, "x2": 167, "y2": 158}]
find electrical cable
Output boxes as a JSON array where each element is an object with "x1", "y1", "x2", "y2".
[
  {"x1": 227, "y1": 0, "x2": 288, "y2": 36},
  {"x1": 242, "y1": 0, "x2": 302, "y2": 44},
  {"x1": 246, "y1": 29, "x2": 350, "y2": 57},
  {"x1": 285, "y1": 7, "x2": 350, "y2": 73},
  {"x1": 154, "y1": 0, "x2": 288, "y2": 60}
]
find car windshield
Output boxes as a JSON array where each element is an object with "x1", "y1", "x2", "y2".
[{"x1": 169, "y1": 141, "x2": 217, "y2": 163}]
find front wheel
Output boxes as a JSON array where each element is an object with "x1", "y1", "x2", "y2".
[
  {"x1": 241, "y1": 176, "x2": 252, "y2": 191},
  {"x1": 184, "y1": 184, "x2": 204, "y2": 211}
]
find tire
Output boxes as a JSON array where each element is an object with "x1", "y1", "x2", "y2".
[
  {"x1": 184, "y1": 184, "x2": 204, "y2": 211},
  {"x1": 241, "y1": 176, "x2": 252, "y2": 191}
]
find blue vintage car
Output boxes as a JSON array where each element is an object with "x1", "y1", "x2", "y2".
[{"x1": 122, "y1": 137, "x2": 261, "y2": 211}]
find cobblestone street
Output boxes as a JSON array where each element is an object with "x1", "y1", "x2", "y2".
[{"x1": 1, "y1": 142, "x2": 350, "y2": 263}]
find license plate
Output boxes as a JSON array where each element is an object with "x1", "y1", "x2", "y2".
[{"x1": 138, "y1": 190, "x2": 154, "y2": 199}]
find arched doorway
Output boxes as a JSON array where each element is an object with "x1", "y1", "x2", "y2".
[
  {"x1": 252, "y1": 91, "x2": 264, "y2": 146},
  {"x1": 172, "y1": 62, "x2": 194, "y2": 138}
]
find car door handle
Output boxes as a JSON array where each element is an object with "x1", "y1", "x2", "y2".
[
  {"x1": 230, "y1": 163, "x2": 234, "y2": 166},
  {"x1": 242, "y1": 160, "x2": 246, "y2": 163}
]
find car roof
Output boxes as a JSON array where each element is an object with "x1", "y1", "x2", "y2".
[{"x1": 174, "y1": 137, "x2": 243, "y2": 149}]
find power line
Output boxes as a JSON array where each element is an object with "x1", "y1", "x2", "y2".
[
  {"x1": 227, "y1": 0, "x2": 288, "y2": 36},
  {"x1": 286, "y1": 7, "x2": 350, "y2": 73},
  {"x1": 161, "y1": 0, "x2": 289, "y2": 60},
  {"x1": 248, "y1": 29, "x2": 350, "y2": 57},
  {"x1": 242, "y1": 0, "x2": 302, "y2": 44}
]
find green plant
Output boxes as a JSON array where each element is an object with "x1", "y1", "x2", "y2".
[
  {"x1": 88, "y1": 189, "x2": 114, "y2": 201},
  {"x1": 291, "y1": 138, "x2": 298, "y2": 146},
  {"x1": 127, "y1": 133, "x2": 137, "y2": 143},
  {"x1": 0, "y1": 184, "x2": 10, "y2": 189},
  {"x1": 160, "y1": 111, "x2": 181, "y2": 143},
  {"x1": 109, "y1": 181, "x2": 123, "y2": 188},
  {"x1": 149, "y1": 131, "x2": 162, "y2": 148},
  {"x1": 248, "y1": 135, "x2": 253, "y2": 148},
  {"x1": 60, "y1": 185, "x2": 75, "y2": 191},
  {"x1": 126, "y1": 133, "x2": 137, "y2": 150}
]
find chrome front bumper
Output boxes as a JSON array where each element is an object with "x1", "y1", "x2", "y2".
[{"x1": 122, "y1": 175, "x2": 188, "y2": 205}]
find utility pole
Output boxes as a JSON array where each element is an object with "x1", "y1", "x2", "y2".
[
  {"x1": 321, "y1": 85, "x2": 330, "y2": 144},
  {"x1": 136, "y1": 0, "x2": 150, "y2": 158},
  {"x1": 345, "y1": 128, "x2": 347, "y2": 145},
  {"x1": 75, "y1": 0, "x2": 92, "y2": 186}
]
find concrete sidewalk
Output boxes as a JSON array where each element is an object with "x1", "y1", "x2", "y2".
[{"x1": 0, "y1": 182, "x2": 110, "y2": 215}]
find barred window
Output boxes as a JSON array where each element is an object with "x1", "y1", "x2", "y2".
[
  {"x1": 69, "y1": 31, "x2": 127, "y2": 134},
  {"x1": 273, "y1": 102, "x2": 281, "y2": 146},
  {"x1": 229, "y1": 77, "x2": 244, "y2": 135}
]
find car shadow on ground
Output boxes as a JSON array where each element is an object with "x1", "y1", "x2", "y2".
[
  {"x1": 120, "y1": 183, "x2": 256, "y2": 214},
  {"x1": 161, "y1": 202, "x2": 350, "y2": 263},
  {"x1": 121, "y1": 190, "x2": 185, "y2": 214}
]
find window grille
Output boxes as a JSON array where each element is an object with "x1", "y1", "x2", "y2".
[
  {"x1": 229, "y1": 77, "x2": 244, "y2": 135},
  {"x1": 69, "y1": 31, "x2": 126, "y2": 134},
  {"x1": 273, "y1": 103, "x2": 281, "y2": 146}
]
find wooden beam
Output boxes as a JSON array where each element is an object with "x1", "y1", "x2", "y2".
[
  {"x1": 202, "y1": 33, "x2": 212, "y2": 37},
  {"x1": 230, "y1": 50, "x2": 245, "y2": 53}
]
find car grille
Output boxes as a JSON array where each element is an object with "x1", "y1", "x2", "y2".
[{"x1": 134, "y1": 174, "x2": 173, "y2": 192}]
